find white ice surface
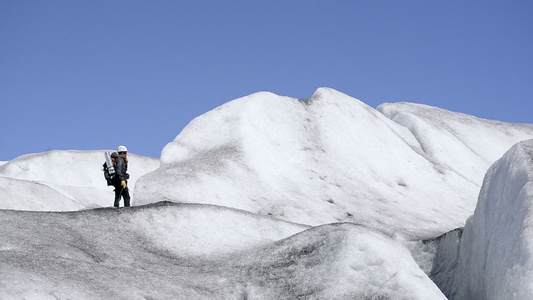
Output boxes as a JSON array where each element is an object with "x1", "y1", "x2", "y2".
[{"x1": 0, "y1": 203, "x2": 445, "y2": 299}]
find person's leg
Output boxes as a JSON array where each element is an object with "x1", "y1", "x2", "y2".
[
  {"x1": 114, "y1": 187, "x2": 122, "y2": 207},
  {"x1": 122, "y1": 187, "x2": 131, "y2": 207}
]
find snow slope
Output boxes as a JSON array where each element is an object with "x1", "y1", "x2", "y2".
[
  {"x1": 0, "y1": 202, "x2": 445, "y2": 299},
  {"x1": 378, "y1": 102, "x2": 533, "y2": 187},
  {"x1": 135, "y1": 88, "x2": 533, "y2": 239},
  {"x1": 0, "y1": 150, "x2": 159, "y2": 210}
]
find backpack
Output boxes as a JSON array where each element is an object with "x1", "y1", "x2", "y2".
[{"x1": 103, "y1": 152, "x2": 118, "y2": 186}]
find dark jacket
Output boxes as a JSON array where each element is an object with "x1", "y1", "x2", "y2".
[{"x1": 114, "y1": 155, "x2": 128, "y2": 183}]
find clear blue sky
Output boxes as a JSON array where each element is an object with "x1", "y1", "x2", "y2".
[{"x1": 1, "y1": 1, "x2": 532, "y2": 161}]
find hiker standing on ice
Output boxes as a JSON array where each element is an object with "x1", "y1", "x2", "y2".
[{"x1": 113, "y1": 145, "x2": 131, "y2": 207}]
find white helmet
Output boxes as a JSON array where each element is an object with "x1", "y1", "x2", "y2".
[{"x1": 117, "y1": 145, "x2": 128, "y2": 153}]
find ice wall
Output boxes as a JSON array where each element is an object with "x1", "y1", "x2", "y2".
[
  {"x1": 427, "y1": 140, "x2": 533, "y2": 299},
  {"x1": 451, "y1": 139, "x2": 533, "y2": 299}
]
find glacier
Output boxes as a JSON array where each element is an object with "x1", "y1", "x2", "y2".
[{"x1": 1, "y1": 87, "x2": 533, "y2": 299}]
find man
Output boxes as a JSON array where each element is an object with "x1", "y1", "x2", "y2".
[{"x1": 113, "y1": 145, "x2": 131, "y2": 207}]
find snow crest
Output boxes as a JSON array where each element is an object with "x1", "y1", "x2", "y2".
[{"x1": 135, "y1": 88, "x2": 533, "y2": 239}]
